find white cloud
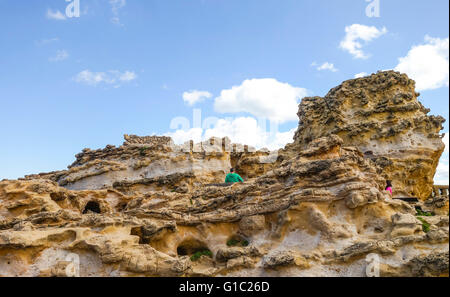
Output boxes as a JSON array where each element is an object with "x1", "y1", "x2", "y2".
[
  {"x1": 354, "y1": 72, "x2": 368, "y2": 78},
  {"x1": 49, "y1": 50, "x2": 69, "y2": 62},
  {"x1": 314, "y1": 62, "x2": 338, "y2": 72},
  {"x1": 214, "y1": 78, "x2": 308, "y2": 124},
  {"x1": 339, "y1": 24, "x2": 387, "y2": 59},
  {"x1": 110, "y1": 0, "x2": 126, "y2": 25},
  {"x1": 434, "y1": 160, "x2": 449, "y2": 185},
  {"x1": 395, "y1": 36, "x2": 449, "y2": 91},
  {"x1": 74, "y1": 70, "x2": 137, "y2": 87},
  {"x1": 168, "y1": 128, "x2": 204, "y2": 144},
  {"x1": 272, "y1": 128, "x2": 297, "y2": 149},
  {"x1": 46, "y1": 9, "x2": 67, "y2": 21},
  {"x1": 434, "y1": 133, "x2": 449, "y2": 185},
  {"x1": 119, "y1": 71, "x2": 137, "y2": 82},
  {"x1": 183, "y1": 90, "x2": 213, "y2": 106},
  {"x1": 166, "y1": 117, "x2": 296, "y2": 150}
]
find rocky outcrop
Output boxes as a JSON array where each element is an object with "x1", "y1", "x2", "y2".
[
  {"x1": 292, "y1": 71, "x2": 445, "y2": 200},
  {"x1": 24, "y1": 136, "x2": 273, "y2": 192},
  {"x1": 0, "y1": 71, "x2": 447, "y2": 277},
  {"x1": 380, "y1": 251, "x2": 449, "y2": 277}
]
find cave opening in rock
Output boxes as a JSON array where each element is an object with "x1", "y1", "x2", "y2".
[
  {"x1": 226, "y1": 235, "x2": 249, "y2": 247},
  {"x1": 176, "y1": 239, "x2": 211, "y2": 258},
  {"x1": 83, "y1": 201, "x2": 101, "y2": 214},
  {"x1": 130, "y1": 226, "x2": 150, "y2": 244}
]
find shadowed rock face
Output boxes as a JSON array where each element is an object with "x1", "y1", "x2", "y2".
[
  {"x1": 292, "y1": 71, "x2": 446, "y2": 200},
  {"x1": 0, "y1": 71, "x2": 447, "y2": 277}
]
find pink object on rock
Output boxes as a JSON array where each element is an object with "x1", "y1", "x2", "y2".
[{"x1": 386, "y1": 187, "x2": 393, "y2": 195}]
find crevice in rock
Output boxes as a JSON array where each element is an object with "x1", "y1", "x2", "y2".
[
  {"x1": 177, "y1": 239, "x2": 210, "y2": 257},
  {"x1": 116, "y1": 202, "x2": 128, "y2": 212},
  {"x1": 83, "y1": 201, "x2": 102, "y2": 214},
  {"x1": 226, "y1": 235, "x2": 249, "y2": 247},
  {"x1": 130, "y1": 226, "x2": 150, "y2": 244}
]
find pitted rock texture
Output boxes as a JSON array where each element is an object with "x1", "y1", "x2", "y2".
[
  {"x1": 292, "y1": 71, "x2": 446, "y2": 200},
  {"x1": 0, "y1": 71, "x2": 447, "y2": 277}
]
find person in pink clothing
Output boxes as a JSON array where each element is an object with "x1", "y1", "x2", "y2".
[{"x1": 385, "y1": 180, "x2": 393, "y2": 196}]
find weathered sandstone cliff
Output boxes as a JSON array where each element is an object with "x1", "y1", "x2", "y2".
[
  {"x1": 293, "y1": 71, "x2": 445, "y2": 200},
  {"x1": 0, "y1": 71, "x2": 447, "y2": 277}
]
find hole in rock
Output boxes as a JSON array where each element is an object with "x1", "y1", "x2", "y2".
[
  {"x1": 83, "y1": 201, "x2": 101, "y2": 214},
  {"x1": 177, "y1": 239, "x2": 211, "y2": 258},
  {"x1": 130, "y1": 227, "x2": 150, "y2": 244},
  {"x1": 226, "y1": 235, "x2": 249, "y2": 247},
  {"x1": 116, "y1": 202, "x2": 128, "y2": 212},
  {"x1": 50, "y1": 192, "x2": 67, "y2": 202}
]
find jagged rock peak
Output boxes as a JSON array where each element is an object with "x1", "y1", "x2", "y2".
[{"x1": 292, "y1": 70, "x2": 446, "y2": 200}]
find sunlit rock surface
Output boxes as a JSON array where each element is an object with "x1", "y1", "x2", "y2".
[
  {"x1": 0, "y1": 71, "x2": 447, "y2": 277},
  {"x1": 293, "y1": 71, "x2": 445, "y2": 200}
]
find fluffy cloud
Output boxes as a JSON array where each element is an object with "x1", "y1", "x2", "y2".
[
  {"x1": 183, "y1": 90, "x2": 213, "y2": 106},
  {"x1": 74, "y1": 70, "x2": 137, "y2": 87},
  {"x1": 46, "y1": 9, "x2": 67, "y2": 21},
  {"x1": 354, "y1": 72, "x2": 368, "y2": 78},
  {"x1": 119, "y1": 71, "x2": 137, "y2": 82},
  {"x1": 271, "y1": 128, "x2": 298, "y2": 150},
  {"x1": 168, "y1": 128, "x2": 204, "y2": 144},
  {"x1": 166, "y1": 117, "x2": 296, "y2": 150},
  {"x1": 313, "y1": 62, "x2": 338, "y2": 72},
  {"x1": 214, "y1": 78, "x2": 308, "y2": 124},
  {"x1": 434, "y1": 160, "x2": 449, "y2": 185},
  {"x1": 339, "y1": 24, "x2": 387, "y2": 59},
  {"x1": 49, "y1": 50, "x2": 69, "y2": 62},
  {"x1": 395, "y1": 36, "x2": 449, "y2": 91},
  {"x1": 434, "y1": 133, "x2": 449, "y2": 185}
]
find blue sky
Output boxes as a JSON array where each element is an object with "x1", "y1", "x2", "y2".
[{"x1": 0, "y1": 0, "x2": 448, "y2": 182}]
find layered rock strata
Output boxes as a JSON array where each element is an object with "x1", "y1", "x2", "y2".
[
  {"x1": 0, "y1": 71, "x2": 447, "y2": 277},
  {"x1": 293, "y1": 71, "x2": 445, "y2": 200}
]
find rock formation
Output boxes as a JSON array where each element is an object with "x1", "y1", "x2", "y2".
[
  {"x1": 0, "y1": 71, "x2": 447, "y2": 277},
  {"x1": 293, "y1": 71, "x2": 445, "y2": 200}
]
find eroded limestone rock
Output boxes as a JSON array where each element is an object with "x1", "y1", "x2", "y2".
[
  {"x1": 1, "y1": 71, "x2": 447, "y2": 277},
  {"x1": 292, "y1": 71, "x2": 445, "y2": 200}
]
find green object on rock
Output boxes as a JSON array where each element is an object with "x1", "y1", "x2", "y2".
[
  {"x1": 225, "y1": 173, "x2": 244, "y2": 184},
  {"x1": 417, "y1": 217, "x2": 431, "y2": 233},
  {"x1": 190, "y1": 250, "x2": 213, "y2": 261}
]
